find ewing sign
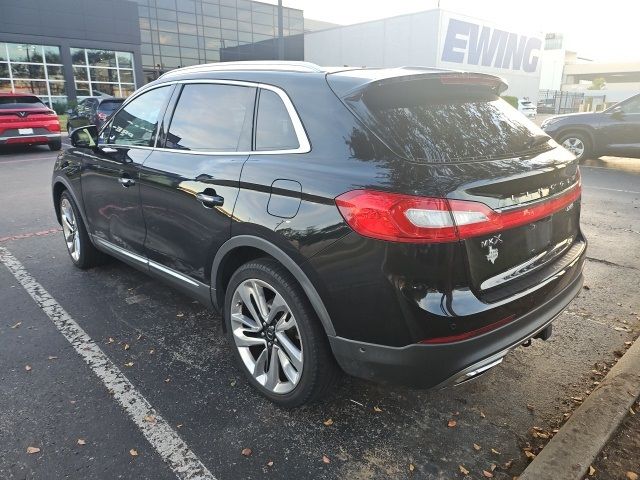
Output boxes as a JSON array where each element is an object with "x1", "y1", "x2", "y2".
[{"x1": 441, "y1": 17, "x2": 542, "y2": 73}]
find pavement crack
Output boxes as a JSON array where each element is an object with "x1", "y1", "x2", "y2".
[{"x1": 586, "y1": 256, "x2": 637, "y2": 270}]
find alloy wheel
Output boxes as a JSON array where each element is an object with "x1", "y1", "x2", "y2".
[
  {"x1": 230, "y1": 279, "x2": 303, "y2": 394},
  {"x1": 60, "y1": 198, "x2": 80, "y2": 262},
  {"x1": 561, "y1": 137, "x2": 585, "y2": 158}
]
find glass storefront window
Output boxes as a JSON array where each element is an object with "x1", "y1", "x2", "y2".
[
  {"x1": 71, "y1": 47, "x2": 136, "y2": 98},
  {"x1": 0, "y1": 42, "x2": 66, "y2": 107}
]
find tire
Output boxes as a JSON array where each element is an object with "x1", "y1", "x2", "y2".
[
  {"x1": 224, "y1": 258, "x2": 340, "y2": 407},
  {"x1": 49, "y1": 139, "x2": 62, "y2": 151},
  {"x1": 559, "y1": 132, "x2": 592, "y2": 161},
  {"x1": 59, "y1": 191, "x2": 107, "y2": 269}
]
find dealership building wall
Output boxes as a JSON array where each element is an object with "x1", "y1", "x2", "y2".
[
  {"x1": 304, "y1": 9, "x2": 544, "y2": 101},
  {"x1": 0, "y1": 0, "x2": 144, "y2": 108},
  {"x1": 0, "y1": 0, "x2": 304, "y2": 109}
]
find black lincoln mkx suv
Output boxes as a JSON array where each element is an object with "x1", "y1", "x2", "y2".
[{"x1": 52, "y1": 61, "x2": 586, "y2": 407}]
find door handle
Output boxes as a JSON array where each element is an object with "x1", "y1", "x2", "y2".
[
  {"x1": 101, "y1": 147, "x2": 118, "y2": 154},
  {"x1": 195, "y1": 192, "x2": 224, "y2": 208},
  {"x1": 118, "y1": 177, "x2": 136, "y2": 187}
]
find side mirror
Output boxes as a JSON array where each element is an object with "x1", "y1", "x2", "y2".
[
  {"x1": 611, "y1": 106, "x2": 624, "y2": 119},
  {"x1": 70, "y1": 125, "x2": 98, "y2": 148}
]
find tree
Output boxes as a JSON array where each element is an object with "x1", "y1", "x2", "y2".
[{"x1": 588, "y1": 77, "x2": 606, "y2": 90}]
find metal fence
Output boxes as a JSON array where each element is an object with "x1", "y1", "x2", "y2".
[{"x1": 537, "y1": 90, "x2": 585, "y2": 114}]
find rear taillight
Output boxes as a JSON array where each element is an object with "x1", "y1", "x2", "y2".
[{"x1": 335, "y1": 181, "x2": 581, "y2": 243}]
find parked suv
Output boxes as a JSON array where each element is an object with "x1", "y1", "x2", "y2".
[
  {"x1": 541, "y1": 93, "x2": 640, "y2": 161},
  {"x1": 0, "y1": 93, "x2": 61, "y2": 150},
  {"x1": 67, "y1": 97, "x2": 125, "y2": 131},
  {"x1": 52, "y1": 62, "x2": 586, "y2": 406}
]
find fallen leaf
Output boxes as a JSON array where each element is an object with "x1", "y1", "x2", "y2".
[
  {"x1": 589, "y1": 465, "x2": 596, "y2": 476},
  {"x1": 524, "y1": 450, "x2": 536, "y2": 460},
  {"x1": 583, "y1": 285, "x2": 590, "y2": 290},
  {"x1": 373, "y1": 406, "x2": 383, "y2": 412},
  {"x1": 503, "y1": 459, "x2": 514, "y2": 469},
  {"x1": 526, "y1": 404, "x2": 535, "y2": 411},
  {"x1": 107, "y1": 337, "x2": 115, "y2": 344},
  {"x1": 48, "y1": 356, "x2": 58, "y2": 360},
  {"x1": 447, "y1": 419, "x2": 457, "y2": 428},
  {"x1": 26, "y1": 446, "x2": 40, "y2": 454},
  {"x1": 490, "y1": 463, "x2": 497, "y2": 471},
  {"x1": 459, "y1": 465, "x2": 470, "y2": 475},
  {"x1": 124, "y1": 362, "x2": 134, "y2": 367},
  {"x1": 176, "y1": 424, "x2": 183, "y2": 429},
  {"x1": 322, "y1": 454, "x2": 330, "y2": 464},
  {"x1": 491, "y1": 448, "x2": 501, "y2": 455},
  {"x1": 323, "y1": 418, "x2": 334, "y2": 426},
  {"x1": 483, "y1": 470, "x2": 494, "y2": 478},
  {"x1": 480, "y1": 411, "x2": 486, "y2": 418},
  {"x1": 176, "y1": 312, "x2": 184, "y2": 318},
  {"x1": 77, "y1": 438, "x2": 86, "y2": 445},
  {"x1": 136, "y1": 333, "x2": 143, "y2": 341},
  {"x1": 10, "y1": 322, "x2": 22, "y2": 329},
  {"x1": 129, "y1": 448, "x2": 138, "y2": 457},
  {"x1": 144, "y1": 415, "x2": 157, "y2": 424},
  {"x1": 25, "y1": 365, "x2": 32, "y2": 371},
  {"x1": 266, "y1": 460, "x2": 274, "y2": 467},
  {"x1": 241, "y1": 448, "x2": 252, "y2": 457},
  {"x1": 473, "y1": 443, "x2": 481, "y2": 451},
  {"x1": 164, "y1": 377, "x2": 171, "y2": 383},
  {"x1": 124, "y1": 344, "x2": 130, "y2": 350},
  {"x1": 149, "y1": 349, "x2": 155, "y2": 354},
  {"x1": 409, "y1": 463, "x2": 415, "y2": 472},
  {"x1": 626, "y1": 472, "x2": 639, "y2": 480}
]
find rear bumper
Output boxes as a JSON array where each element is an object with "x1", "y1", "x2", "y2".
[
  {"x1": 0, "y1": 133, "x2": 61, "y2": 145},
  {"x1": 329, "y1": 267, "x2": 584, "y2": 389}
]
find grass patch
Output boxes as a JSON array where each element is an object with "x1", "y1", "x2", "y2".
[{"x1": 58, "y1": 114, "x2": 68, "y2": 132}]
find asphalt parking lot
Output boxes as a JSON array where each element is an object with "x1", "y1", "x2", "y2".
[{"x1": 1, "y1": 140, "x2": 639, "y2": 480}]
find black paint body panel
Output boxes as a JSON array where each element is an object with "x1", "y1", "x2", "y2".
[{"x1": 52, "y1": 66, "x2": 587, "y2": 388}]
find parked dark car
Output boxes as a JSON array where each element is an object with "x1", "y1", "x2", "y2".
[
  {"x1": 67, "y1": 97, "x2": 124, "y2": 131},
  {"x1": 52, "y1": 62, "x2": 586, "y2": 407},
  {"x1": 541, "y1": 93, "x2": 640, "y2": 161},
  {"x1": 0, "y1": 93, "x2": 62, "y2": 150}
]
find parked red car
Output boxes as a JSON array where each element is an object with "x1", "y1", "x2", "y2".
[{"x1": 0, "y1": 93, "x2": 62, "y2": 150}]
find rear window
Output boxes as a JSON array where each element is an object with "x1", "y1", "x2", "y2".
[
  {"x1": 0, "y1": 96, "x2": 46, "y2": 109},
  {"x1": 345, "y1": 81, "x2": 549, "y2": 163},
  {"x1": 98, "y1": 100, "x2": 123, "y2": 113}
]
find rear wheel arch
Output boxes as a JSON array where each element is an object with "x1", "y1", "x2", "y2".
[{"x1": 212, "y1": 235, "x2": 336, "y2": 337}]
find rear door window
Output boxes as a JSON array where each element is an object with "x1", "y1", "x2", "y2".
[
  {"x1": 165, "y1": 83, "x2": 256, "y2": 152},
  {"x1": 344, "y1": 80, "x2": 549, "y2": 163},
  {"x1": 255, "y1": 89, "x2": 299, "y2": 151}
]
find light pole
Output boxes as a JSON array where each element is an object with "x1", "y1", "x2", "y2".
[{"x1": 277, "y1": 0, "x2": 284, "y2": 60}]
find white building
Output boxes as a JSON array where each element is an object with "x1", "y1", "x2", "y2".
[{"x1": 304, "y1": 8, "x2": 544, "y2": 100}]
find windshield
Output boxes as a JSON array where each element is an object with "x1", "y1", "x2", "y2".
[
  {"x1": 0, "y1": 96, "x2": 47, "y2": 109},
  {"x1": 345, "y1": 81, "x2": 550, "y2": 163}
]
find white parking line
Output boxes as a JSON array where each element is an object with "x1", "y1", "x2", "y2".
[{"x1": 0, "y1": 246, "x2": 216, "y2": 480}]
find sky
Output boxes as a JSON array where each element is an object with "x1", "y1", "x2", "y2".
[{"x1": 271, "y1": 0, "x2": 638, "y2": 63}]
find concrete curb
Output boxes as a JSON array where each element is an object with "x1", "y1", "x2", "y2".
[{"x1": 519, "y1": 336, "x2": 640, "y2": 480}]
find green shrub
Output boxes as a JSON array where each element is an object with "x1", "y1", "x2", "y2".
[{"x1": 502, "y1": 95, "x2": 518, "y2": 108}]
